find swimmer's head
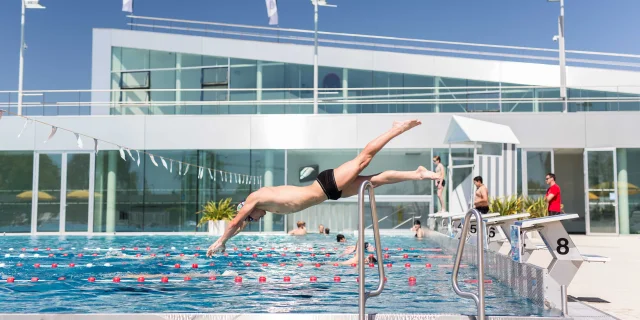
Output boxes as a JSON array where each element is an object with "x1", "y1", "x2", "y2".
[
  {"x1": 336, "y1": 234, "x2": 346, "y2": 242},
  {"x1": 238, "y1": 201, "x2": 267, "y2": 222}
]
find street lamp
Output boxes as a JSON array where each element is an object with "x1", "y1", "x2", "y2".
[
  {"x1": 17, "y1": 0, "x2": 46, "y2": 116},
  {"x1": 548, "y1": 0, "x2": 567, "y2": 113},
  {"x1": 311, "y1": 0, "x2": 336, "y2": 114}
]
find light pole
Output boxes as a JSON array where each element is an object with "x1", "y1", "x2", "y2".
[
  {"x1": 17, "y1": 0, "x2": 46, "y2": 116},
  {"x1": 548, "y1": 0, "x2": 567, "y2": 113},
  {"x1": 311, "y1": 0, "x2": 336, "y2": 114}
]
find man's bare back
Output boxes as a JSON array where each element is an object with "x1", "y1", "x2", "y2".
[{"x1": 253, "y1": 184, "x2": 326, "y2": 214}]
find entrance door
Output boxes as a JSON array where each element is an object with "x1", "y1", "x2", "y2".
[
  {"x1": 522, "y1": 149, "x2": 554, "y2": 198},
  {"x1": 32, "y1": 152, "x2": 94, "y2": 233},
  {"x1": 584, "y1": 148, "x2": 618, "y2": 235}
]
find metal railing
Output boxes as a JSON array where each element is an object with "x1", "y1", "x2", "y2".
[
  {"x1": 357, "y1": 180, "x2": 385, "y2": 320},
  {"x1": 451, "y1": 208, "x2": 486, "y2": 320}
]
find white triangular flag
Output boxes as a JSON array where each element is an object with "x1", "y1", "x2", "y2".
[
  {"x1": 208, "y1": 169, "x2": 213, "y2": 179},
  {"x1": 214, "y1": 170, "x2": 217, "y2": 181},
  {"x1": 161, "y1": 157, "x2": 168, "y2": 169},
  {"x1": 170, "y1": 160, "x2": 173, "y2": 173},
  {"x1": 119, "y1": 147, "x2": 127, "y2": 161},
  {"x1": 17, "y1": 119, "x2": 29, "y2": 138},
  {"x1": 126, "y1": 149, "x2": 135, "y2": 162},
  {"x1": 184, "y1": 164, "x2": 190, "y2": 175},
  {"x1": 198, "y1": 167, "x2": 204, "y2": 179},
  {"x1": 94, "y1": 138, "x2": 99, "y2": 154},
  {"x1": 43, "y1": 126, "x2": 57, "y2": 144},
  {"x1": 136, "y1": 150, "x2": 140, "y2": 166},
  {"x1": 178, "y1": 162, "x2": 182, "y2": 175},
  {"x1": 75, "y1": 133, "x2": 83, "y2": 149},
  {"x1": 149, "y1": 154, "x2": 159, "y2": 167},
  {"x1": 122, "y1": 0, "x2": 133, "y2": 12}
]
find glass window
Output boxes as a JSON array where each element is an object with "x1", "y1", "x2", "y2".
[
  {"x1": 229, "y1": 59, "x2": 257, "y2": 114},
  {"x1": 121, "y1": 71, "x2": 150, "y2": 89},
  {"x1": 65, "y1": 154, "x2": 91, "y2": 232},
  {"x1": 37, "y1": 153, "x2": 62, "y2": 232},
  {"x1": 526, "y1": 151, "x2": 552, "y2": 198},
  {"x1": 318, "y1": 67, "x2": 343, "y2": 114},
  {"x1": 617, "y1": 149, "x2": 640, "y2": 234},
  {"x1": 370, "y1": 71, "x2": 404, "y2": 113},
  {"x1": 284, "y1": 63, "x2": 313, "y2": 114},
  {"x1": 361, "y1": 149, "x2": 432, "y2": 195},
  {"x1": 347, "y1": 69, "x2": 373, "y2": 113},
  {"x1": 150, "y1": 50, "x2": 176, "y2": 69},
  {"x1": 120, "y1": 48, "x2": 149, "y2": 71},
  {"x1": 466, "y1": 80, "x2": 499, "y2": 113},
  {"x1": 0, "y1": 152, "x2": 33, "y2": 233},
  {"x1": 502, "y1": 84, "x2": 533, "y2": 112},
  {"x1": 438, "y1": 77, "x2": 468, "y2": 113},
  {"x1": 617, "y1": 92, "x2": 640, "y2": 111},
  {"x1": 478, "y1": 143, "x2": 503, "y2": 156},
  {"x1": 150, "y1": 70, "x2": 177, "y2": 115},
  {"x1": 537, "y1": 88, "x2": 562, "y2": 112},
  {"x1": 202, "y1": 67, "x2": 229, "y2": 114},
  {"x1": 403, "y1": 74, "x2": 434, "y2": 113},
  {"x1": 94, "y1": 151, "x2": 145, "y2": 232},
  {"x1": 180, "y1": 53, "x2": 202, "y2": 68},
  {"x1": 261, "y1": 62, "x2": 285, "y2": 114},
  {"x1": 179, "y1": 69, "x2": 203, "y2": 115}
]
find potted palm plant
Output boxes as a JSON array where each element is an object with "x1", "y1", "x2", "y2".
[{"x1": 196, "y1": 198, "x2": 237, "y2": 235}]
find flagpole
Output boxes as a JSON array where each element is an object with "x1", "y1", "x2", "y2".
[
  {"x1": 17, "y1": 0, "x2": 26, "y2": 116},
  {"x1": 313, "y1": 0, "x2": 319, "y2": 114}
]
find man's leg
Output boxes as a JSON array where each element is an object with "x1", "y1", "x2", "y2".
[
  {"x1": 340, "y1": 166, "x2": 436, "y2": 198},
  {"x1": 333, "y1": 120, "x2": 422, "y2": 191}
]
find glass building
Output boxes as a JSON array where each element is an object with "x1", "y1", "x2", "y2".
[{"x1": 1, "y1": 23, "x2": 640, "y2": 236}]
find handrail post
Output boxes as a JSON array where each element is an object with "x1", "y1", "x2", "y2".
[
  {"x1": 451, "y1": 208, "x2": 485, "y2": 320},
  {"x1": 358, "y1": 180, "x2": 386, "y2": 320}
]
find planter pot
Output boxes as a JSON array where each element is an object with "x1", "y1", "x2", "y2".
[{"x1": 208, "y1": 220, "x2": 227, "y2": 236}]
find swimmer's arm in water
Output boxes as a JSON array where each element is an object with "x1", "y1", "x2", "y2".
[{"x1": 207, "y1": 196, "x2": 258, "y2": 257}]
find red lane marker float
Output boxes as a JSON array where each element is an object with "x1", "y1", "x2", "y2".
[
  {"x1": 174, "y1": 264, "x2": 181, "y2": 269},
  {"x1": 311, "y1": 253, "x2": 316, "y2": 257},
  {"x1": 51, "y1": 263, "x2": 58, "y2": 268},
  {"x1": 267, "y1": 254, "x2": 272, "y2": 258},
  {"x1": 386, "y1": 263, "x2": 392, "y2": 268},
  {"x1": 34, "y1": 263, "x2": 40, "y2": 268},
  {"x1": 296, "y1": 254, "x2": 301, "y2": 257},
  {"x1": 464, "y1": 279, "x2": 493, "y2": 284},
  {"x1": 31, "y1": 277, "x2": 39, "y2": 282},
  {"x1": 69, "y1": 263, "x2": 75, "y2": 267},
  {"x1": 228, "y1": 262, "x2": 233, "y2": 266},
  {"x1": 356, "y1": 277, "x2": 359, "y2": 283},
  {"x1": 184, "y1": 276, "x2": 192, "y2": 281},
  {"x1": 271, "y1": 247, "x2": 275, "y2": 250},
  {"x1": 63, "y1": 254, "x2": 68, "y2": 257},
  {"x1": 309, "y1": 247, "x2": 313, "y2": 251},
  {"x1": 166, "y1": 253, "x2": 171, "y2": 257},
  {"x1": 58, "y1": 277, "x2": 65, "y2": 281},
  {"x1": 194, "y1": 253, "x2": 199, "y2": 257},
  {"x1": 351, "y1": 263, "x2": 357, "y2": 267},
  {"x1": 192, "y1": 263, "x2": 198, "y2": 269},
  {"x1": 405, "y1": 263, "x2": 411, "y2": 268},
  {"x1": 280, "y1": 263, "x2": 286, "y2": 267},
  {"x1": 283, "y1": 276, "x2": 291, "y2": 282},
  {"x1": 233, "y1": 247, "x2": 238, "y2": 251},
  {"x1": 297, "y1": 263, "x2": 304, "y2": 267},
  {"x1": 21, "y1": 248, "x2": 26, "y2": 252},
  {"x1": 137, "y1": 277, "x2": 145, "y2": 282},
  {"x1": 397, "y1": 248, "x2": 403, "y2": 251},
  {"x1": 46, "y1": 248, "x2": 51, "y2": 251},
  {"x1": 425, "y1": 263, "x2": 432, "y2": 268},
  {"x1": 209, "y1": 262, "x2": 215, "y2": 267},
  {"x1": 281, "y1": 253, "x2": 286, "y2": 257},
  {"x1": 325, "y1": 253, "x2": 330, "y2": 257},
  {"x1": 113, "y1": 277, "x2": 121, "y2": 283},
  {"x1": 234, "y1": 276, "x2": 243, "y2": 283},
  {"x1": 121, "y1": 247, "x2": 126, "y2": 251},
  {"x1": 246, "y1": 247, "x2": 251, "y2": 251},
  {"x1": 16, "y1": 263, "x2": 23, "y2": 267},
  {"x1": 179, "y1": 253, "x2": 185, "y2": 257},
  {"x1": 283, "y1": 247, "x2": 288, "y2": 251},
  {"x1": 408, "y1": 276, "x2": 417, "y2": 285},
  {"x1": 333, "y1": 263, "x2": 339, "y2": 267},
  {"x1": 252, "y1": 254, "x2": 258, "y2": 258},
  {"x1": 209, "y1": 276, "x2": 216, "y2": 281},
  {"x1": 136, "y1": 254, "x2": 141, "y2": 258},
  {"x1": 238, "y1": 253, "x2": 243, "y2": 257},
  {"x1": 146, "y1": 247, "x2": 151, "y2": 251},
  {"x1": 310, "y1": 276, "x2": 317, "y2": 282},
  {"x1": 88, "y1": 277, "x2": 96, "y2": 282},
  {"x1": 403, "y1": 254, "x2": 409, "y2": 259},
  {"x1": 258, "y1": 248, "x2": 263, "y2": 251},
  {"x1": 77, "y1": 253, "x2": 84, "y2": 258},
  {"x1": 161, "y1": 277, "x2": 169, "y2": 283},
  {"x1": 334, "y1": 276, "x2": 341, "y2": 282},
  {"x1": 262, "y1": 263, "x2": 269, "y2": 267},
  {"x1": 410, "y1": 247, "x2": 415, "y2": 250},
  {"x1": 259, "y1": 276, "x2": 266, "y2": 283},
  {"x1": 384, "y1": 248, "x2": 389, "y2": 251},
  {"x1": 48, "y1": 254, "x2": 54, "y2": 257},
  {"x1": 369, "y1": 263, "x2": 374, "y2": 268},
  {"x1": 384, "y1": 254, "x2": 390, "y2": 259},
  {"x1": 34, "y1": 248, "x2": 38, "y2": 251},
  {"x1": 150, "y1": 253, "x2": 156, "y2": 257},
  {"x1": 7, "y1": 277, "x2": 14, "y2": 283},
  {"x1": 92, "y1": 253, "x2": 98, "y2": 257},
  {"x1": 224, "y1": 253, "x2": 229, "y2": 257},
  {"x1": 133, "y1": 247, "x2": 138, "y2": 251},
  {"x1": 315, "y1": 263, "x2": 321, "y2": 268},
  {"x1": 58, "y1": 248, "x2": 63, "y2": 251}
]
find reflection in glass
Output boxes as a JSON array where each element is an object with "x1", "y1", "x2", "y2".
[
  {"x1": 617, "y1": 149, "x2": 640, "y2": 234},
  {"x1": 526, "y1": 151, "x2": 552, "y2": 198},
  {"x1": 0, "y1": 152, "x2": 33, "y2": 233},
  {"x1": 587, "y1": 151, "x2": 617, "y2": 233},
  {"x1": 65, "y1": 154, "x2": 91, "y2": 232},
  {"x1": 37, "y1": 154, "x2": 62, "y2": 232}
]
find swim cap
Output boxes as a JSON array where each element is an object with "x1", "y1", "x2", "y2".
[{"x1": 237, "y1": 201, "x2": 245, "y2": 212}]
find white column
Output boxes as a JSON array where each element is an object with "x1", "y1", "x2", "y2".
[
  {"x1": 342, "y1": 68, "x2": 348, "y2": 114},
  {"x1": 106, "y1": 151, "x2": 118, "y2": 233},
  {"x1": 94, "y1": 154, "x2": 104, "y2": 232},
  {"x1": 618, "y1": 149, "x2": 630, "y2": 234},
  {"x1": 17, "y1": 0, "x2": 26, "y2": 115},
  {"x1": 175, "y1": 53, "x2": 182, "y2": 114},
  {"x1": 257, "y1": 61, "x2": 263, "y2": 114},
  {"x1": 434, "y1": 76, "x2": 440, "y2": 113},
  {"x1": 263, "y1": 150, "x2": 274, "y2": 231}
]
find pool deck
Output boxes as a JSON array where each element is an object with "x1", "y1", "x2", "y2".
[{"x1": 526, "y1": 235, "x2": 640, "y2": 320}]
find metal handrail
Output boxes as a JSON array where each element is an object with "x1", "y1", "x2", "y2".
[
  {"x1": 452, "y1": 208, "x2": 486, "y2": 320},
  {"x1": 357, "y1": 180, "x2": 386, "y2": 320}
]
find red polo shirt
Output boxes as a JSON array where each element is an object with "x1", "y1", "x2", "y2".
[{"x1": 546, "y1": 184, "x2": 562, "y2": 212}]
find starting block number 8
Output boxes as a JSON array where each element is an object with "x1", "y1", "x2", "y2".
[{"x1": 556, "y1": 238, "x2": 569, "y2": 255}]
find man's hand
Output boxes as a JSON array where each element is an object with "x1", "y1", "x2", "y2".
[{"x1": 206, "y1": 240, "x2": 226, "y2": 258}]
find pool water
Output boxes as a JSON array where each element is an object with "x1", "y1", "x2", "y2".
[{"x1": 0, "y1": 234, "x2": 551, "y2": 316}]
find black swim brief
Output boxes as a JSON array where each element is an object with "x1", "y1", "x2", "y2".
[
  {"x1": 475, "y1": 206, "x2": 489, "y2": 214},
  {"x1": 437, "y1": 179, "x2": 446, "y2": 187},
  {"x1": 316, "y1": 169, "x2": 342, "y2": 200}
]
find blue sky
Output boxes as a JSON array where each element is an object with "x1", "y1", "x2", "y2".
[{"x1": 0, "y1": 0, "x2": 638, "y2": 91}]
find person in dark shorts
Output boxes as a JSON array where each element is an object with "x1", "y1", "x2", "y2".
[
  {"x1": 206, "y1": 120, "x2": 442, "y2": 257},
  {"x1": 545, "y1": 173, "x2": 562, "y2": 215},
  {"x1": 473, "y1": 176, "x2": 489, "y2": 214},
  {"x1": 433, "y1": 156, "x2": 446, "y2": 212}
]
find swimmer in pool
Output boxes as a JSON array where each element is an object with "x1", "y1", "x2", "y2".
[
  {"x1": 207, "y1": 120, "x2": 439, "y2": 257},
  {"x1": 338, "y1": 242, "x2": 377, "y2": 266}
]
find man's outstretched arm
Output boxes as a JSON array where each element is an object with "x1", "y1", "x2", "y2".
[{"x1": 206, "y1": 199, "x2": 256, "y2": 257}]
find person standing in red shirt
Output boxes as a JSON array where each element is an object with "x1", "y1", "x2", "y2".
[{"x1": 545, "y1": 173, "x2": 562, "y2": 216}]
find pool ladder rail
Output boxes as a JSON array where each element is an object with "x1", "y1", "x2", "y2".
[
  {"x1": 357, "y1": 180, "x2": 386, "y2": 320},
  {"x1": 452, "y1": 208, "x2": 486, "y2": 320}
]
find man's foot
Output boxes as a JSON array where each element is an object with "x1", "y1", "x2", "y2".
[
  {"x1": 392, "y1": 119, "x2": 422, "y2": 133},
  {"x1": 416, "y1": 166, "x2": 434, "y2": 180}
]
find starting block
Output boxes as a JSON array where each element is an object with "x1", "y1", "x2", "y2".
[{"x1": 483, "y1": 213, "x2": 530, "y2": 255}]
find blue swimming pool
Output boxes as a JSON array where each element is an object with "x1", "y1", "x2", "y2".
[{"x1": 0, "y1": 234, "x2": 553, "y2": 316}]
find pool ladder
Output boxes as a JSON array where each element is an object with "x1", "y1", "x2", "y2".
[
  {"x1": 357, "y1": 180, "x2": 386, "y2": 320},
  {"x1": 452, "y1": 208, "x2": 486, "y2": 320}
]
